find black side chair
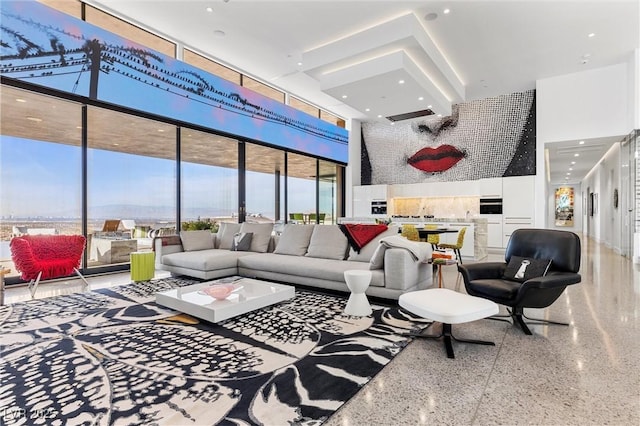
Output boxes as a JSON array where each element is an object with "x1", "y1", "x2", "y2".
[{"x1": 457, "y1": 228, "x2": 581, "y2": 335}]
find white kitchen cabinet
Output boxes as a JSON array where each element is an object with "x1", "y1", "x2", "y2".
[
  {"x1": 503, "y1": 216, "x2": 534, "y2": 247},
  {"x1": 502, "y1": 176, "x2": 534, "y2": 217},
  {"x1": 478, "y1": 178, "x2": 503, "y2": 198},
  {"x1": 480, "y1": 214, "x2": 503, "y2": 248},
  {"x1": 502, "y1": 176, "x2": 534, "y2": 247},
  {"x1": 353, "y1": 185, "x2": 388, "y2": 217}
]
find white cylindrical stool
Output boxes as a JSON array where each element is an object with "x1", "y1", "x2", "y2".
[{"x1": 343, "y1": 270, "x2": 372, "y2": 316}]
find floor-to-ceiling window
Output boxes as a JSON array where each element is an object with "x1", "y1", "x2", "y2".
[
  {"x1": 181, "y1": 129, "x2": 238, "y2": 224},
  {"x1": 86, "y1": 107, "x2": 176, "y2": 267},
  {"x1": 287, "y1": 153, "x2": 318, "y2": 223},
  {"x1": 318, "y1": 160, "x2": 339, "y2": 224},
  {"x1": 246, "y1": 143, "x2": 285, "y2": 223},
  {"x1": 0, "y1": 87, "x2": 83, "y2": 279}
]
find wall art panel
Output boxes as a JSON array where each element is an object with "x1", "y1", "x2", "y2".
[
  {"x1": 555, "y1": 186, "x2": 575, "y2": 226},
  {"x1": 361, "y1": 90, "x2": 536, "y2": 184},
  {"x1": 0, "y1": 1, "x2": 348, "y2": 163}
]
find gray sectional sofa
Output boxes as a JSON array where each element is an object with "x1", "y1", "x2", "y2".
[{"x1": 155, "y1": 222, "x2": 433, "y2": 299}]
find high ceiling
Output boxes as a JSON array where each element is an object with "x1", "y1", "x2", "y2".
[{"x1": 77, "y1": 1, "x2": 640, "y2": 183}]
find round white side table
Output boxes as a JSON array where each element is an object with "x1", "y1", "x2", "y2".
[{"x1": 343, "y1": 270, "x2": 373, "y2": 316}]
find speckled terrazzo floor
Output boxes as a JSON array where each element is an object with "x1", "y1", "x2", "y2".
[
  {"x1": 324, "y1": 236, "x2": 640, "y2": 426},
  {"x1": 4, "y1": 235, "x2": 639, "y2": 425}
]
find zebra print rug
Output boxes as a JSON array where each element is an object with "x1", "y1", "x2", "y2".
[{"x1": 0, "y1": 277, "x2": 425, "y2": 425}]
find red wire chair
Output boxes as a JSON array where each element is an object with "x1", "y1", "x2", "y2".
[{"x1": 10, "y1": 234, "x2": 89, "y2": 299}]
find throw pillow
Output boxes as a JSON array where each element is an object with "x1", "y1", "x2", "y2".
[
  {"x1": 348, "y1": 225, "x2": 399, "y2": 262},
  {"x1": 274, "y1": 224, "x2": 315, "y2": 256},
  {"x1": 217, "y1": 222, "x2": 242, "y2": 250},
  {"x1": 369, "y1": 243, "x2": 386, "y2": 270},
  {"x1": 503, "y1": 256, "x2": 552, "y2": 282},
  {"x1": 179, "y1": 230, "x2": 214, "y2": 252},
  {"x1": 305, "y1": 225, "x2": 349, "y2": 260},
  {"x1": 231, "y1": 232, "x2": 253, "y2": 251},
  {"x1": 239, "y1": 222, "x2": 273, "y2": 253}
]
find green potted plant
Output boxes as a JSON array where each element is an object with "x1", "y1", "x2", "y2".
[{"x1": 181, "y1": 217, "x2": 219, "y2": 233}]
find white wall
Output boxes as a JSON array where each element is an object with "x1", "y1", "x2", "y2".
[
  {"x1": 536, "y1": 61, "x2": 636, "y2": 239},
  {"x1": 582, "y1": 144, "x2": 622, "y2": 250},
  {"x1": 345, "y1": 119, "x2": 362, "y2": 217},
  {"x1": 537, "y1": 63, "x2": 631, "y2": 143},
  {"x1": 633, "y1": 49, "x2": 640, "y2": 129}
]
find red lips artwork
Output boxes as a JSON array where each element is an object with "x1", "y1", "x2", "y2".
[{"x1": 407, "y1": 144, "x2": 466, "y2": 173}]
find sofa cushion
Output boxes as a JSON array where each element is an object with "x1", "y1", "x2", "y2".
[
  {"x1": 348, "y1": 225, "x2": 399, "y2": 262},
  {"x1": 274, "y1": 224, "x2": 315, "y2": 256},
  {"x1": 161, "y1": 249, "x2": 252, "y2": 271},
  {"x1": 217, "y1": 222, "x2": 241, "y2": 250},
  {"x1": 179, "y1": 230, "x2": 214, "y2": 252},
  {"x1": 305, "y1": 225, "x2": 349, "y2": 260},
  {"x1": 238, "y1": 253, "x2": 384, "y2": 287},
  {"x1": 239, "y1": 223, "x2": 273, "y2": 253},
  {"x1": 231, "y1": 232, "x2": 253, "y2": 251}
]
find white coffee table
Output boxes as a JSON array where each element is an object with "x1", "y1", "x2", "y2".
[{"x1": 155, "y1": 278, "x2": 295, "y2": 323}]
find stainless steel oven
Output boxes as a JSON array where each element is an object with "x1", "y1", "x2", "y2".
[{"x1": 479, "y1": 198, "x2": 503, "y2": 214}]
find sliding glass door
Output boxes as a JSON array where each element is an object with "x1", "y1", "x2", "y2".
[
  {"x1": 86, "y1": 107, "x2": 176, "y2": 268},
  {"x1": 0, "y1": 87, "x2": 82, "y2": 279}
]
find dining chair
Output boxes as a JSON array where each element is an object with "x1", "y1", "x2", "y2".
[
  {"x1": 425, "y1": 224, "x2": 440, "y2": 250},
  {"x1": 437, "y1": 227, "x2": 466, "y2": 263},
  {"x1": 401, "y1": 224, "x2": 420, "y2": 242}
]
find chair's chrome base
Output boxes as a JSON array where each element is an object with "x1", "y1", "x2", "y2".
[
  {"x1": 487, "y1": 308, "x2": 569, "y2": 335},
  {"x1": 405, "y1": 322, "x2": 495, "y2": 359},
  {"x1": 28, "y1": 268, "x2": 89, "y2": 299}
]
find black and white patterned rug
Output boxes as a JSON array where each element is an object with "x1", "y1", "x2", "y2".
[{"x1": 0, "y1": 277, "x2": 425, "y2": 425}]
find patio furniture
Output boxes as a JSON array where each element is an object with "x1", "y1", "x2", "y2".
[{"x1": 10, "y1": 234, "x2": 89, "y2": 299}]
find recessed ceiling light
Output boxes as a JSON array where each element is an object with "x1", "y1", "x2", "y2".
[
  {"x1": 365, "y1": 108, "x2": 371, "y2": 112},
  {"x1": 566, "y1": 172, "x2": 571, "y2": 175},
  {"x1": 588, "y1": 33, "x2": 595, "y2": 38},
  {"x1": 206, "y1": 7, "x2": 213, "y2": 12},
  {"x1": 390, "y1": 122, "x2": 395, "y2": 125},
  {"x1": 377, "y1": 115, "x2": 382, "y2": 118},
  {"x1": 297, "y1": 62, "x2": 303, "y2": 66},
  {"x1": 424, "y1": 12, "x2": 438, "y2": 21},
  {"x1": 398, "y1": 79, "x2": 405, "y2": 84},
  {"x1": 213, "y1": 30, "x2": 225, "y2": 37},
  {"x1": 427, "y1": 104, "x2": 432, "y2": 109},
  {"x1": 579, "y1": 140, "x2": 584, "y2": 144},
  {"x1": 569, "y1": 167, "x2": 573, "y2": 171},
  {"x1": 437, "y1": 114, "x2": 442, "y2": 117},
  {"x1": 574, "y1": 153, "x2": 580, "y2": 157},
  {"x1": 26, "y1": 116, "x2": 42, "y2": 122},
  {"x1": 113, "y1": 143, "x2": 119, "y2": 146},
  {"x1": 157, "y1": 129, "x2": 165, "y2": 132},
  {"x1": 15, "y1": 98, "x2": 26, "y2": 103},
  {"x1": 76, "y1": 126, "x2": 82, "y2": 129},
  {"x1": 418, "y1": 96, "x2": 424, "y2": 101},
  {"x1": 571, "y1": 161, "x2": 576, "y2": 165},
  {"x1": 443, "y1": 8, "x2": 451, "y2": 14},
  {"x1": 341, "y1": 95, "x2": 348, "y2": 99}
]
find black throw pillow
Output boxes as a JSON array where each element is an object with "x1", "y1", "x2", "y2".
[
  {"x1": 231, "y1": 232, "x2": 253, "y2": 251},
  {"x1": 503, "y1": 256, "x2": 552, "y2": 282}
]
